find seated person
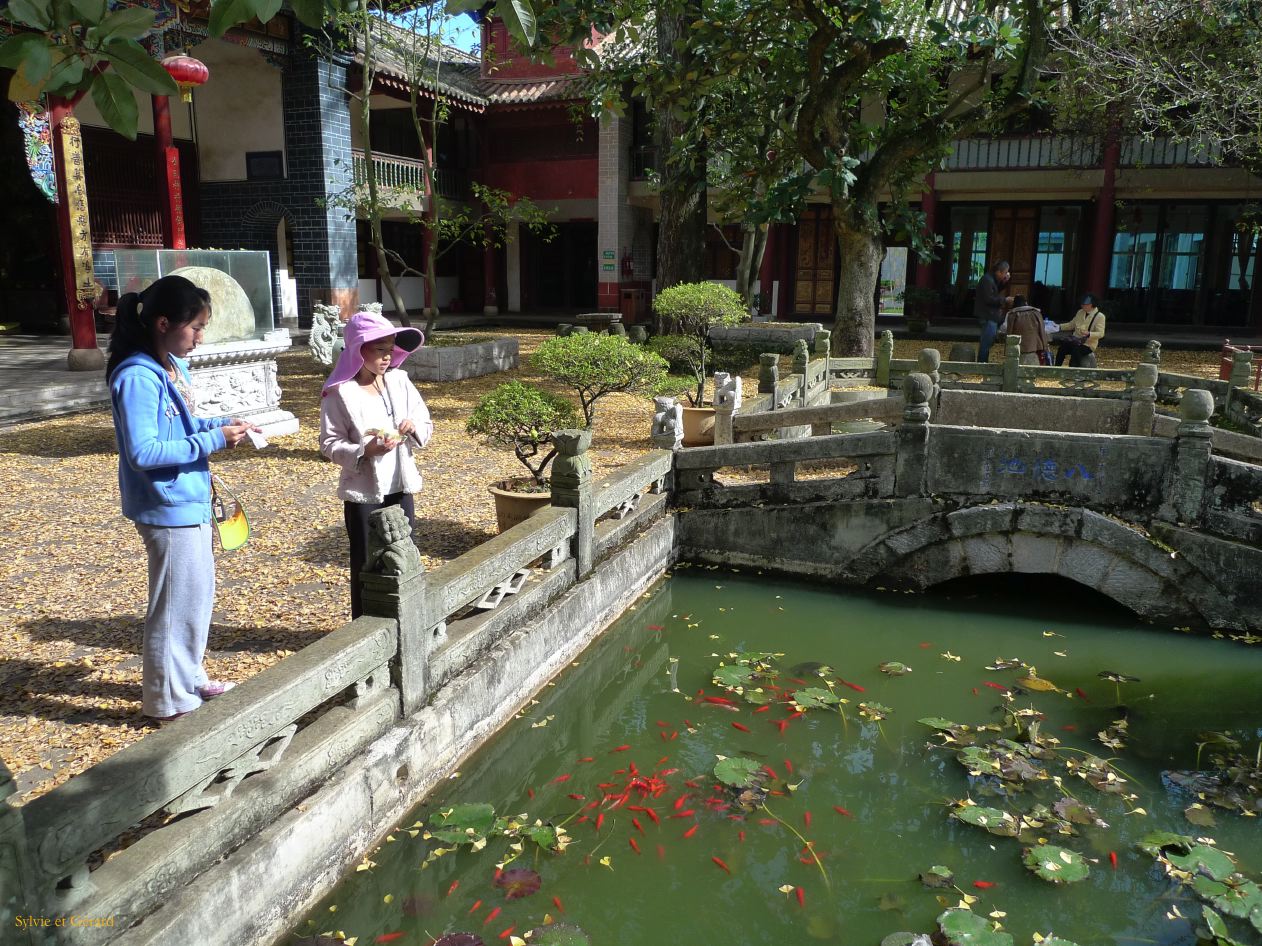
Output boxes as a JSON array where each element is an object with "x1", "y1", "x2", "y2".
[
  {"x1": 1056, "y1": 294, "x2": 1106, "y2": 367},
  {"x1": 999, "y1": 295, "x2": 1050, "y2": 365}
]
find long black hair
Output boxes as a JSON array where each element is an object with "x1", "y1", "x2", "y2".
[{"x1": 106, "y1": 275, "x2": 211, "y2": 380}]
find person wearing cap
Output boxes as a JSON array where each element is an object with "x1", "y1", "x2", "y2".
[
  {"x1": 1056, "y1": 294, "x2": 1107, "y2": 367},
  {"x1": 319, "y1": 311, "x2": 433, "y2": 617}
]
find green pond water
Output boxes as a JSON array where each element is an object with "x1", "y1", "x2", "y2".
[{"x1": 290, "y1": 570, "x2": 1262, "y2": 946}]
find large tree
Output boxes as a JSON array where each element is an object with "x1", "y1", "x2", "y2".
[
  {"x1": 1052, "y1": 0, "x2": 1262, "y2": 176},
  {"x1": 544, "y1": 0, "x2": 1052, "y2": 355}
]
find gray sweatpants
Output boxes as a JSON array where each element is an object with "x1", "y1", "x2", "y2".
[{"x1": 136, "y1": 522, "x2": 214, "y2": 717}]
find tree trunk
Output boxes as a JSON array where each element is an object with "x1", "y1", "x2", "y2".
[
  {"x1": 653, "y1": 0, "x2": 707, "y2": 326},
  {"x1": 830, "y1": 203, "x2": 883, "y2": 357},
  {"x1": 735, "y1": 223, "x2": 768, "y2": 310}
]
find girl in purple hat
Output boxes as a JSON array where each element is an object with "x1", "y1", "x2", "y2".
[{"x1": 319, "y1": 311, "x2": 433, "y2": 617}]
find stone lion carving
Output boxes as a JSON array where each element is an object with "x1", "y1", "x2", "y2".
[
  {"x1": 309, "y1": 303, "x2": 345, "y2": 367},
  {"x1": 651, "y1": 395, "x2": 683, "y2": 450},
  {"x1": 365, "y1": 506, "x2": 421, "y2": 577},
  {"x1": 713, "y1": 372, "x2": 742, "y2": 411},
  {"x1": 1143, "y1": 339, "x2": 1162, "y2": 364}
]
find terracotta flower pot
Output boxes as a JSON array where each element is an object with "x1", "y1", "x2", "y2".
[
  {"x1": 681, "y1": 406, "x2": 716, "y2": 447},
  {"x1": 488, "y1": 477, "x2": 552, "y2": 532}
]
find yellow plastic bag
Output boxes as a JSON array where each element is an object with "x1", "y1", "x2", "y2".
[{"x1": 211, "y1": 475, "x2": 250, "y2": 551}]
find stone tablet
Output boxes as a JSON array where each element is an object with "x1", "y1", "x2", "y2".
[{"x1": 169, "y1": 265, "x2": 256, "y2": 343}]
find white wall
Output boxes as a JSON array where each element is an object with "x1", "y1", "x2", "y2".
[
  {"x1": 360, "y1": 276, "x2": 461, "y2": 311},
  {"x1": 76, "y1": 86, "x2": 193, "y2": 139},
  {"x1": 191, "y1": 38, "x2": 285, "y2": 181}
]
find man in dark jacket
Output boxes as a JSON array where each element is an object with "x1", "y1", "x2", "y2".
[{"x1": 974, "y1": 260, "x2": 1012, "y2": 362}]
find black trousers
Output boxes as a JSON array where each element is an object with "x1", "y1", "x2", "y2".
[{"x1": 344, "y1": 492, "x2": 415, "y2": 618}]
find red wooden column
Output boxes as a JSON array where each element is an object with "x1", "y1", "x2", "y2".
[
  {"x1": 1084, "y1": 132, "x2": 1121, "y2": 298},
  {"x1": 48, "y1": 97, "x2": 103, "y2": 371},
  {"x1": 151, "y1": 94, "x2": 186, "y2": 249},
  {"x1": 914, "y1": 172, "x2": 938, "y2": 291}
]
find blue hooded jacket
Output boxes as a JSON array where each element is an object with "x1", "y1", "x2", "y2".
[{"x1": 110, "y1": 352, "x2": 230, "y2": 525}]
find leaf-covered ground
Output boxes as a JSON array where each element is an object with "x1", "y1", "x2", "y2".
[{"x1": 0, "y1": 331, "x2": 1221, "y2": 803}]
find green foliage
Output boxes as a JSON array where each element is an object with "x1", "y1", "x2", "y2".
[
  {"x1": 713, "y1": 756, "x2": 762, "y2": 788},
  {"x1": 1022, "y1": 844, "x2": 1090, "y2": 884},
  {"x1": 650, "y1": 282, "x2": 747, "y2": 405},
  {"x1": 466, "y1": 381, "x2": 579, "y2": 486},
  {"x1": 935, "y1": 908, "x2": 1014, "y2": 946},
  {"x1": 531, "y1": 333, "x2": 668, "y2": 427}
]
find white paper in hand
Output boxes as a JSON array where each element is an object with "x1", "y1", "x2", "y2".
[{"x1": 247, "y1": 428, "x2": 270, "y2": 449}]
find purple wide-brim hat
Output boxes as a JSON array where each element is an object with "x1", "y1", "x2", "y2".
[{"x1": 322, "y1": 311, "x2": 423, "y2": 395}]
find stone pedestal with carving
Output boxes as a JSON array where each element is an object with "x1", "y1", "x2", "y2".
[{"x1": 189, "y1": 329, "x2": 299, "y2": 437}]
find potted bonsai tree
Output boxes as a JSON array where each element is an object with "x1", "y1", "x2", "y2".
[
  {"x1": 648, "y1": 281, "x2": 748, "y2": 445},
  {"x1": 467, "y1": 380, "x2": 580, "y2": 532},
  {"x1": 531, "y1": 332, "x2": 670, "y2": 427}
]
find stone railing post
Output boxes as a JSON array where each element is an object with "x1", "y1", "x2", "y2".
[
  {"x1": 1142, "y1": 339, "x2": 1162, "y2": 366},
  {"x1": 894, "y1": 372, "x2": 933, "y2": 497},
  {"x1": 813, "y1": 330, "x2": 831, "y2": 362},
  {"x1": 651, "y1": 396, "x2": 684, "y2": 452},
  {"x1": 1127, "y1": 362, "x2": 1158, "y2": 435},
  {"x1": 875, "y1": 329, "x2": 894, "y2": 388},
  {"x1": 1002, "y1": 334, "x2": 1020, "y2": 392},
  {"x1": 1, "y1": 761, "x2": 44, "y2": 945},
  {"x1": 792, "y1": 338, "x2": 810, "y2": 378},
  {"x1": 917, "y1": 347, "x2": 941, "y2": 402},
  {"x1": 550, "y1": 429, "x2": 594, "y2": 578},
  {"x1": 1158, "y1": 389, "x2": 1215, "y2": 525},
  {"x1": 361, "y1": 506, "x2": 435, "y2": 715},
  {"x1": 758, "y1": 353, "x2": 779, "y2": 395},
  {"x1": 712, "y1": 372, "x2": 742, "y2": 446},
  {"x1": 1226, "y1": 348, "x2": 1254, "y2": 415}
]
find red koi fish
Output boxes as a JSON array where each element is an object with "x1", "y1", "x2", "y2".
[
  {"x1": 612, "y1": 745, "x2": 631, "y2": 752},
  {"x1": 527, "y1": 788, "x2": 535, "y2": 799},
  {"x1": 576, "y1": 815, "x2": 589, "y2": 824},
  {"x1": 783, "y1": 759, "x2": 794, "y2": 774},
  {"x1": 683, "y1": 824, "x2": 699, "y2": 839},
  {"x1": 972, "y1": 688, "x2": 979, "y2": 696},
  {"x1": 786, "y1": 711, "x2": 805, "y2": 720},
  {"x1": 972, "y1": 881, "x2": 997, "y2": 890},
  {"x1": 763, "y1": 764, "x2": 781, "y2": 780},
  {"x1": 468, "y1": 900, "x2": 483, "y2": 914},
  {"x1": 657, "y1": 844, "x2": 666, "y2": 860},
  {"x1": 758, "y1": 818, "x2": 777, "y2": 826},
  {"x1": 774, "y1": 720, "x2": 790, "y2": 734},
  {"x1": 647, "y1": 625, "x2": 664, "y2": 631},
  {"x1": 552, "y1": 895, "x2": 565, "y2": 912},
  {"x1": 712, "y1": 856, "x2": 732, "y2": 874},
  {"x1": 673, "y1": 809, "x2": 697, "y2": 819},
  {"x1": 832, "y1": 806, "x2": 852, "y2": 817},
  {"x1": 629, "y1": 837, "x2": 641, "y2": 854},
  {"x1": 795, "y1": 887, "x2": 806, "y2": 908},
  {"x1": 645, "y1": 807, "x2": 661, "y2": 825},
  {"x1": 919, "y1": 642, "x2": 933, "y2": 649},
  {"x1": 447, "y1": 880, "x2": 460, "y2": 897},
  {"x1": 376, "y1": 934, "x2": 405, "y2": 944},
  {"x1": 732, "y1": 722, "x2": 751, "y2": 733},
  {"x1": 552, "y1": 774, "x2": 572, "y2": 784},
  {"x1": 704, "y1": 695, "x2": 737, "y2": 705},
  {"x1": 739, "y1": 830, "x2": 746, "y2": 842},
  {"x1": 753, "y1": 705, "x2": 771, "y2": 714},
  {"x1": 660, "y1": 731, "x2": 669, "y2": 741},
  {"x1": 982, "y1": 682, "x2": 1008, "y2": 692},
  {"x1": 577, "y1": 756, "x2": 595, "y2": 763},
  {"x1": 1109, "y1": 851, "x2": 1118, "y2": 869},
  {"x1": 1061, "y1": 724, "x2": 1077, "y2": 732},
  {"x1": 498, "y1": 926, "x2": 515, "y2": 940},
  {"x1": 674, "y1": 794, "x2": 690, "y2": 810},
  {"x1": 595, "y1": 813, "x2": 605, "y2": 831},
  {"x1": 483, "y1": 907, "x2": 501, "y2": 926},
  {"x1": 1075, "y1": 687, "x2": 1091, "y2": 702},
  {"x1": 840, "y1": 679, "x2": 866, "y2": 693},
  {"x1": 804, "y1": 811, "x2": 813, "y2": 829},
  {"x1": 670, "y1": 730, "x2": 679, "y2": 740},
  {"x1": 632, "y1": 818, "x2": 645, "y2": 834}
]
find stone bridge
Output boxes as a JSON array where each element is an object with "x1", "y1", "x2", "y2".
[{"x1": 671, "y1": 371, "x2": 1262, "y2": 633}]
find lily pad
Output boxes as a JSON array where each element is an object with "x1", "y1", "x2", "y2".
[
  {"x1": 1052, "y1": 797, "x2": 1107, "y2": 828},
  {"x1": 919, "y1": 865, "x2": 955, "y2": 888},
  {"x1": 935, "y1": 908, "x2": 1014, "y2": 946},
  {"x1": 1192, "y1": 877, "x2": 1262, "y2": 920},
  {"x1": 1136, "y1": 831, "x2": 1197, "y2": 857},
  {"x1": 859, "y1": 701, "x2": 891, "y2": 721},
  {"x1": 714, "y1": 756, "x2": 763, "y2": 788},
  {"x1": 433, "y1": 935, "x2": 485, "y2": 946},
  {"x1": 879, "y1": 660, "x2": 913, "y2": 676},
  {"x1": 527, "y1": 923, "x2": 591, "y2": 946},
  {"x1": 713, "y1": 664, "x2": 756, "y2": 689},
  {"x1": 1169, "y1": 844, "x2": 1236, "y2": 882},
  {"x1": 495, "y1": 867, "x2": 542, "y2": 900},
  {"x1": 1184, "y1": 803, "x2": 1218, "y2": 827},
  {"x1": 880, "y1": 935, "x2": 931, "y2": 946},
  {"x1": 792, "y1": 686, "x2": 841, "y2": 710},
  {"x1": 428, "y1": 803, "x2": 500, "y2": 846},
  {"x1": 952, "y1": 804, "x2": 1019, "y2": 837},
  {"x1": 1022, "y1": 844, "x2": 1090, "y2": 884},
  {"x1": 1039, "y1": 939, "x2": 1083, "y2": 946},
  {"x1": 918, "y1": 717, "x2": 961, "y2": 731},
  {"x1": 1200, "y1": 906, "x2": 1247, "y2": 946}
]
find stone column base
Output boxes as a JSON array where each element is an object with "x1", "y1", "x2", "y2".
[
  {"x1": 189, "y1": 330, "x2": 300, "y2": 437},
  {"x1": 67, "y1": 346, "x2": 105, "y2": 372},
  {"x1": 482, "y1": 305, "x2": 499, "y2": 317}
]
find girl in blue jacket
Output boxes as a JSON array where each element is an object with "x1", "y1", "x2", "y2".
[{"x1": 107, "y1": 275, "x2": 257, "y2": 723}]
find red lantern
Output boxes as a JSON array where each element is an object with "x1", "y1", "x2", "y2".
[{"x1": 161, "y1": 54, "x2": 209, "y2": 104}]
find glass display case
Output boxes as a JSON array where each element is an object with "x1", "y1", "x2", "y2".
[{"x1": 111, "y1": 249, "x2": 275, "y2": 342}]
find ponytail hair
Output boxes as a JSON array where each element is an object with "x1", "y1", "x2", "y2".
[{"x1": 106, "y1": 275, "x2": 211, "y2": 380}]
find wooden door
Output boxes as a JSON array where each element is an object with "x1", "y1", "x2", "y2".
[
  {"x1": 990, "y1": 206, "x2": 1038, "y2": 302},
  {"x1": 794, "y1": 206, "x2": 835, "y2": 316}
]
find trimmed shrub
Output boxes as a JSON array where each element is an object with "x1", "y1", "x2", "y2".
[
  {"x1": 466, "y1": 381, "x2": 580, "y2": 486},
  {"x1": 531, "y1": 332, "x2": 669, "y2": 427}
]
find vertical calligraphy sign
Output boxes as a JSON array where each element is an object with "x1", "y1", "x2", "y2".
[
  {"x1": 59, "y1": 116, "x2": 96, "y2": 303},
  {"x1": 165, "y1": 146, "x2": 186, "y2": 249}
]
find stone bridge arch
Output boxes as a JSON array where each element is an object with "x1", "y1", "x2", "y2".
[{"x1": 846, "y1": 502, "x2": 1239, "y2": 629}]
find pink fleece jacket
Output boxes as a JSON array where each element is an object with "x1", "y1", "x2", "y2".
[{"x1": 319, "y1": 368, "x2": 434, "y2": 503}]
